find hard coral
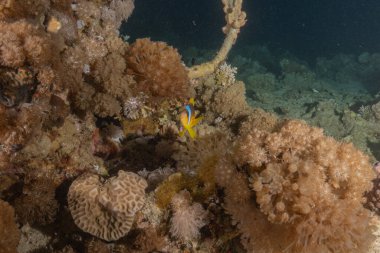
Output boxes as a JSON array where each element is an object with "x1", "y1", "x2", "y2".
[
  {"x1": 68, "y1": 170, "x2": 148, "y2": 241},
  {"x1": 126, "y1": 38, "x2": 190, "y2": 100}
]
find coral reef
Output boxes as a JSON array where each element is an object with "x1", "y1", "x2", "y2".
[{"x1": 0, "y1": 0, "x2": 378, "y2": 252}]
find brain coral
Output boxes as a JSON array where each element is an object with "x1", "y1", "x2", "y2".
[
  {"x1": 68, "y1": 170, "x2": 148, "y2": 241},
  {"x1": 126, "y1": 38, "x2": 190, "y2": 100}
]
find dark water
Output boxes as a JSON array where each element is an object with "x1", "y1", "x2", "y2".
[
  {"x1": 122, "y1": 0, "x2": 380, "y2": 62},
  {"x1": 121, "y1": 0, "x2": 380, "y2": 160}
]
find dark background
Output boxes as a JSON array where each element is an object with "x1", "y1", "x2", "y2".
[{"x1": 121, "y1": 0, "x2": 380, "y2": 62}]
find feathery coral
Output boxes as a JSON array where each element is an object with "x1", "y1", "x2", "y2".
[
  {"x1": 126, "y1": 38, "x2": 190, "y2": 100},
  {"x1": 170, "y1": 190, "x2": 208, "y2": 241}
]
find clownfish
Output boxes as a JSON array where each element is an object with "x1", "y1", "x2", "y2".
[{"x1": 179, "y1": 98, "x2": 203, "y2": 139}]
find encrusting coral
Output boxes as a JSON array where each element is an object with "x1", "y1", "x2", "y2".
[{"x1": 68, "y1": 170, "x2": 148, "y2": 241}]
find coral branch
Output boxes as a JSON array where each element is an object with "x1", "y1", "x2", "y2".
[{"x1": 188, "y1": 0, "x2": 246, "y2": 79}]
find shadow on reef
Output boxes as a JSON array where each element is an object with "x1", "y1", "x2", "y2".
[{"x1": 368, "y1": 141, "x2": 380, "y2": 161}]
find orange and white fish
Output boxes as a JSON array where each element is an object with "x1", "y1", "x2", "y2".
[{"x1": 179, "y1": 98, "x2": 203, "y2": 139}]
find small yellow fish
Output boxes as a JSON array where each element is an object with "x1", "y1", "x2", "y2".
[{"x1": 179, "y1": 98, "x2": 203, "y2": 139}]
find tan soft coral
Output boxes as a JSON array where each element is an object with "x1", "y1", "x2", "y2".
[
  {"x1": 0, "y1": 199, "x2": 20, "y2": 253},
  {"x1": 210, "y1": 81, "x2": 251, "y2": 119},
  {"x1": 0, "y1": 19, "x2": 73, "y2": 102},
  {"x1": 196, "y1": 75, "x2": 252, "y2": 129},
  {"x1": 221, "y1": 119, "x2": 376, "y2": 253},
  {"x1": 63, "y1": 11, "x2": 134, "y2": 118},
  {"x1": 92, "y1": 37, "x2": 133, "y2": 99},
  {"x1": 126, "y1": 38, "x2": 190, "y2": 100},
  {"x1": 14, "y1": 174, "x2": 59, "y2": 225},
  {"x1": 243, "y1": 121, "x2": 374, "y2": 219},
  {"x1": 0, "y1": 20, "x2": 57, "y2": 68},
  {"x1": 171, "y1": 132, "x2": 228, "y2": 200},
  {"x1": 0, "y1": 103, "x2": 43, "y2": 172},
  {"x1": 0, "y1": 0, "x2": 50, "y2": 20},
  {"x1": 294, "y1": 200, "x2": 372, "y2": 253}
]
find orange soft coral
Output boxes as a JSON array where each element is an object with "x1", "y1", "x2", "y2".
[{"x1": 126, "y1": 38, "x2": 190, "y2": 100}]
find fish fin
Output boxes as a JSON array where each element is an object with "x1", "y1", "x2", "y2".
[
  {"x1": 179, "y1": 130, "x2": 185, "y2": 137},
  {"x1": 190, "y1": 115, "x2": 203, "y2": 127},
  {"x1": 187, "y1": 127, "x2": 197, "y2": 139},
  {"x1": 189, "y1": 98, "x2": 195, "y2": 106}
]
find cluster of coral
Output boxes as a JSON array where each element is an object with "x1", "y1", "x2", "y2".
[{"x1": 0, "y1": 1, "x2": 379, "y2": 253}]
